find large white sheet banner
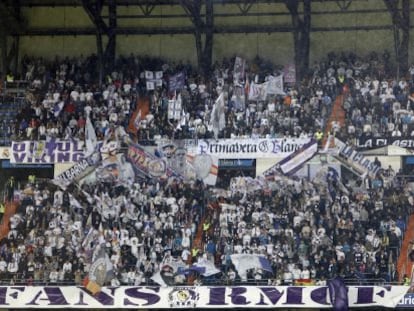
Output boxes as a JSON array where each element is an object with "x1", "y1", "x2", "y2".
[
  {"x1": 186, "y1": 138, "x2": 311, "y2": 159},
  {"x1": 266, "y1": 75, "x2": 285, "y2": 95},
  {"x1": 0, "y1": 286, "x2": 406, "y2": 309}
]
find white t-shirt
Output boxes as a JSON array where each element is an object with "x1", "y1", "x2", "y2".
[
  {"x1": 123, "y1": 84, "x2": 131, "y2": 93},
  {"x1": 49, "y1": 271, "x2": 59, "y2": 282},
  {"x1": 7, "y1": 262, "x2": 18, "y2": 273},
  {"x1": 70, "y1": 90, "x2": 79, "y2": 101},
  {"x1": 181, "y1": 235, "x2": 191, "y2": 249},
  {"x1": 181, "y1": 249, "x2": 191, "y2": 262},
  {"x1": 292, "y1": 268, "x2": 301, "y2": 280},
  {"x1": 300, "y1": 269, "x2": 310, "y2": 279},
  {"x1": 53, "y1": 92, "x2": 61, "y2": 103},
  {"x1": 85, "y1": 92, "x2": 94, "y2": 101},
  {"x1": 63, "y1": 262, "x2": 72, "y2": 273},
  {"x1": 283, "y1": 271, "x2": 293, "y2": 283},
  {"x1": 44, "y1": 245, "x2": 53, "y2": 257}
]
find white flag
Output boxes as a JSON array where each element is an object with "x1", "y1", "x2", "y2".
[
  {"x1": 85, "y1": 117, "x2": 97, "y2": 156},
  {"x1": 233, "y1": 56, "x2": 245, "y2": 85},
  {"x1": 155, "y1": 79, "x2": 163, "y2": 87},
  {"x1": 146, "y1": 81, "x2": 155, "y2": 90},
  {"x1": 145, "y1": 70, "x2": 163, "y2": 90},
  {"x1": 187, "y1": 154, "x2": 219, "y2": 186},
  {"x1": 145, "y1": 71, "x2": 154, "y2": 80},
  {"x1": 168, "y1": 94, "x2": 182, "y2": 120},
  {"x1": 155, "y1": 71, "x2": 163, "y2": 79},
  {"x1": 266, "y1": 75, "x2": 285, "y2": 95},
  {"x1": 193, "y1": 257, "x2": 221, "y2": 276},
  {"x1": 210, "y1": 92, "x2": 226, "y2": 138},
  {"x1": 230, "y1": 254, "x2": 273, "y2": 280}
]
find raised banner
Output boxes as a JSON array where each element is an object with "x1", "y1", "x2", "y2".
[
  {"x1": 169, "y1": 72, "x2": 186, "y2": 92},
  {"x1": 11, "y1": 140, "x2": 87, "y2": 164},
  {"x1": 127, "y1": 144, "x2": 167, "y2": 178},
  {"x1": 187, "y1": 154, "x2": 219, "y2": 186},
  {"x1": 357, "y1": 137, "x2": 414, "y2": 150},
  {"x1": 263, "y1": 139, "x2": 318, "y2": 178},
  {"x1": 0, "y1": 286, "x2": 406, "y2": 309},
  {"x1": 284, "y1": 63, "x2": 296, "y2": 84},
  {"x1": 145, "y1": 70, "x2": 163, "y2": 90},
  {"x1": 127, "y1": 144, "x2": 180, "y2": 179},
  {"x1": 54, "y1": 152, "x2": 101, "y2": 188},
  {"x1": 266, "y1": 75, "x2": 285, "y2": 96},
  {"x1": 233, "y1": 56, "x2": 245, "y2": 85},
  {"x1": 186, "y1": 138, "x2": 311, "y2": 159},
  {"x1": 278, "y1": 139, "x2": 318, "y2": 175},
  {"x1": 334, "y1": 139, "x2": 382, "y2": 177}
]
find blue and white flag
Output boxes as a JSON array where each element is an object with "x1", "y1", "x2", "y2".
[
  {"x1": 192, "y1": 257, "x2": 221, "y2": 277},
  {"x1": 169, "y1": 72, "x2": 186, "y2": 92},
  {"x1": 230, "y1": 254, "x2": 273, "y2": 280},
  {"x1": 177, "y1": 266, "x2": 205, "y2": 276},
  {"x1": 53, "y1": 101, "x2": 64, "y2": 118}
]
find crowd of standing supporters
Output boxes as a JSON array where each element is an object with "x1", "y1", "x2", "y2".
[{"x1": 0, "y1": 50, "x2": 413, "y2": 285}]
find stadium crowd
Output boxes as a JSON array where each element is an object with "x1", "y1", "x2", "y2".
[
  {"x1": 0, "y1": 50, "x2": 414, "y2": 286},
  {"x1": 4, "y1": 50, "x2": 414, "y2": 146},
  {"x1": 2, "y1": 51, "x2": 396, "y2": 144},
  {"x1": 0, "y1": 156, "x2": 409, "y2": 286}
]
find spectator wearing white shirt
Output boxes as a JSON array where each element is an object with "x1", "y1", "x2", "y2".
[{"x1": 49, "y1": 269, "x2": 59, "y2": 283}]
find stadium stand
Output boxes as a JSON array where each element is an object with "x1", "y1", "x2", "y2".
[{"x1": 0, "y1": 51, "x2": 412, "y2": 291}]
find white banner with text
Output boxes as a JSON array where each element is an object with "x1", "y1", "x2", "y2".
[
  {"x1": 0, "y1": 285, "x2": 407, "y2": 309},
  {"x1": 185, "y1": 138, "x2": 312, "y2": 159}
]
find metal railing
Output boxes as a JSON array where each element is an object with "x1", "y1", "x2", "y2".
[{"x1": 3, "y1": 80, "x2": 29, "y2": 97}]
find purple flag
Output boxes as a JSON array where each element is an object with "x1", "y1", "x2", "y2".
[
  {"x1": 328, "y1": 277, "x2": 349, "y2": 311},
  {"x1": 169, "y1": 72, "x2": 186, "y2": 92},
  {"x1": 258, "y1": 256, "x2": 273, "y2": 273}
]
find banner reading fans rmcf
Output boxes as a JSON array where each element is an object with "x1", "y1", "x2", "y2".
[{"x1": 0, "y1": 285, "x2": 407, "y2": 309}]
